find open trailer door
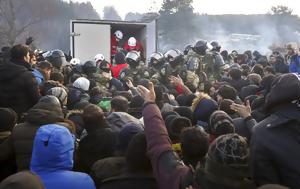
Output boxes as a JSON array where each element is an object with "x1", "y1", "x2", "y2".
[
  {"x1": 145, "y1": 20, "x2": 157, "y2": 62},
  {"x1": 70, "y1": 21, "x2": 111, "y2": 62}
]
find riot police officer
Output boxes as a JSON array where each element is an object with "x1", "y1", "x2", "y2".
[
  {"x1": 188, "y1": 40, "x2": 224, "y2": 81},
  {"x1": 119, "y1": 51, "x2": 149, "y2": 86},
  {"x1": 45, "y1": 49, "x2": 68, "y2": 71},
  {"x1": 209, "y1": 41, "x2": 225, "y2": 80},
  {"x1": 185, "y1": 56, "x2": 200, "y2": 91},
  {"x1": 211, "y1": 41, "x2": 221, "y2": 52},
  {"x1": 164, "y1": 49, "x2": 188, "y2": 82},
  {"x1": 148, "y1": 52, "x2": 165, "y2": 75},
  {"x1": 183, "y1": 44, "x2": 193, "y2": 56},
  {"x1": 46, "y1": 49, "x2": 72, "y2": 84}
]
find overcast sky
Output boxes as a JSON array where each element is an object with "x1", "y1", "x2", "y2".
[{"x1": 69, "y1": 0, "x2": 300, "y2": 19}]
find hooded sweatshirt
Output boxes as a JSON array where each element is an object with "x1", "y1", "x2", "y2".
[
  {"x1": 31, "y1": 124, "x2": 95, "y2": 189},
  {"x1": 9, "y1": 100, "x2": 64, "y2": 171}
]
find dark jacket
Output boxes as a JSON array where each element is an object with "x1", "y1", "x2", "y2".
[
  {"x1": 30, "y1": 124, "x2": 96, "y2": 189},
  {"x1": 67, "y1": 86, "x2": 90, "y2": 110},
  {"x1": 106, "y1": 112, "x2": 144, "y2": 132},
  {"x1": 0, "y1": 60, "x2": 40, "y2": 117},
  {"x1": 78, "y1": 127, "x2": 116, "y2": 173},
  {"x1": 274, "y1": 56, "x2": 288, "y2": 74},
  {"x1": 143, "y1": 104, "x2": 191, "y2": 189},
  {"x1": 250, "y1": 104, "x2": 300, "y2": 189},
  {"x1": 91, "y1": 157, "x2": 127, "y2": 188},
  {"x1": 233, "y1": 117, "x2": 257, "y2": 142},
  {"x1": 99, "y1": 173, "x2": 158, "y2": 189},
  {"x1": 110, "y1": 77, "x2": 124, "y2": 91},
  {"x1": 251, "y1": 73, "x2": 300, "y2": 189},
  {"x1": 228, "y1": 78, "x2": 250, "y2": 92},
  {"x1": 0, "y1": 101, "x2": 65, "y2": 171},
  {"x1": 0, "y1": 132, "x2": 16, "y2": 182}
]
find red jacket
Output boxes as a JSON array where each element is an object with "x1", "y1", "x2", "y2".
[
  {"x1": 111, "y1": 63, "x2": 128, "y2": 79},
  {"x1": 143, "y1": 104, "x2": 191, "y2": 189},
  {"x1": 111, "y1": 36, "x2": 118, "y2": 56},
  {"x1": 123, "y1": 40, "x2": 144, "y2": 53}
]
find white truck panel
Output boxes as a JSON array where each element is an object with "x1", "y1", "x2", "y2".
[
  {"x1": 146, "y1": 20, "x2": 157, "y2": 63},
  {"x1": 72, "y1": 23, "x2": 110, "y2": 62},
  {"x1": 70, "y1": 19, "x2": 157, "y2": 64}
]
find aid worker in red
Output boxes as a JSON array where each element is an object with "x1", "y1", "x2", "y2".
[
  {"x1": 123, "y1": 37, "x2": 144, "y2": 59},
  {"x1": 111, "y1": 30, "x2": 123, "y2": 58}
]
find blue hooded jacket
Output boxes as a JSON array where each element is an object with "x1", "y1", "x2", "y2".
[
  {"x1": 30, "y1": 124, "x2": 95, "y2": 189},
  {"x1": 32, "y1": 69, "x2": 44, "y2": 86},
  {"x1": 289, "y1": 55, "x2": 300, "y2": 74}
]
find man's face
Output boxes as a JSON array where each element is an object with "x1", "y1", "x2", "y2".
[
  {"x1": 24, "y1": 52, "x2": 30, "y2": 63},
  {"x1": 44, "y1": 68, "x2": 52, "y2": 80},
  {"x1": 30, "y1": 55, "x2": 37, "y2": 65},
  {"x1": 287, "y1": 49, "x2": 294, "y2": 56},
  {"x1": 269, "y1": 56, "x2": 276, "y2": 64}
]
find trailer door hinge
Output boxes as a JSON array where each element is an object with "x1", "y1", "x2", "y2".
[{"x1": 70, "y1": 32, "x2": 81, "y2": 37}]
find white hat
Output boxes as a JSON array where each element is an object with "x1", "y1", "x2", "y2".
[
  {"x1": 73, "y1": 77, "x2": 90, "y2": 91},
  {"x1": 70, "y1": 58, "x2": 81, "y2": 66},
  {"x1": 94, "y1": 54, "x2": 105, "y2": 63},
  {"x1": 114, "y1": 30, "x2": 123, "y2": 40},
  {"x1": 128, "y1": 37, "x2": 137, "y2": 47}
]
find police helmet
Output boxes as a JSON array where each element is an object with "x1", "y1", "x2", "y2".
[
  {"x1": 82, "y1": 60, "x2": 97, "y2": 74},
  {"x1": 164, "y1": 49, "x2": 184, "y2": 67},
  {"x1": 46, "y1": 49, "x2": 67, "y2": 70},
  {"x1": 125, "y1": 51, "x2": 140, "y2": 68},
  {"x1": 193, "y1": 40, "x2": 209, "y2": 56}
]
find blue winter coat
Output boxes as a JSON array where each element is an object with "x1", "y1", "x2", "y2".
[
  {"x1": 289, "y1": 55, "x2": 300, "y2": 74},
  {"x1": 30, "y1": 124, "x2": 96, "y2": 189},
  {"x1": 32, "y1": 69, "x2": 44, "y2": 86}
]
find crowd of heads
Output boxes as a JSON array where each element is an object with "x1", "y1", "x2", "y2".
[{"x1": 0, "y1": 37, "x2": 299, "y2": 189}]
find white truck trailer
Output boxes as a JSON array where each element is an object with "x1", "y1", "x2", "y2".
[{"x1": 70, "y1": 19, "x2": 157, "y2": 63}]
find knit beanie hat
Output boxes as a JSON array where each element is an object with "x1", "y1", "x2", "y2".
[
  {"x1": 208, "y1": 111, "x2": 235, "y2": 136},
  {"x1": 46, "y1": 87, "x2": 68, "y2": 106},
  {"x1": 73, "y1": 77, "x2": 90, "y2": 91},
  {"x1": 208, "y1": 134, "x2": 248, "y2": 167}
]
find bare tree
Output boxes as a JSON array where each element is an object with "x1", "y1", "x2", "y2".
[
  {"x1": 0, "y1": 0, "x2": 44, "y2": 46},
  {"x1": 270, "y1": 5, "x2": 293, "y2": 15}
]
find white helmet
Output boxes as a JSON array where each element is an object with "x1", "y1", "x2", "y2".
[
  {"x1": 128, "y1": 37, "x2": 137, "y2": 47},
  {"x1": 94, "y1": 54, "x2": 105, "y2": 63},
  {"x1": 70, "y1": 58, "x2": 81, "y2": 66},
  {"x1": 114, "y1": 30, "x2": 123, "y2": 40}
]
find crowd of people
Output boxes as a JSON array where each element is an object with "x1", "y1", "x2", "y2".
[{"x1": 0, "y1": 37, "x2": 299, "y2": 189}]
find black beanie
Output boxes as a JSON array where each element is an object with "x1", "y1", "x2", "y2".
[
  {"x1": 115, "y1": 52, "x2": 125, "y2": 65},
  {"x1": 174, "y1": 106, "x2": 193, "y2": 122},
  {"x1": 165, "y1": 115, "x2": 192, "y2": 142}
]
